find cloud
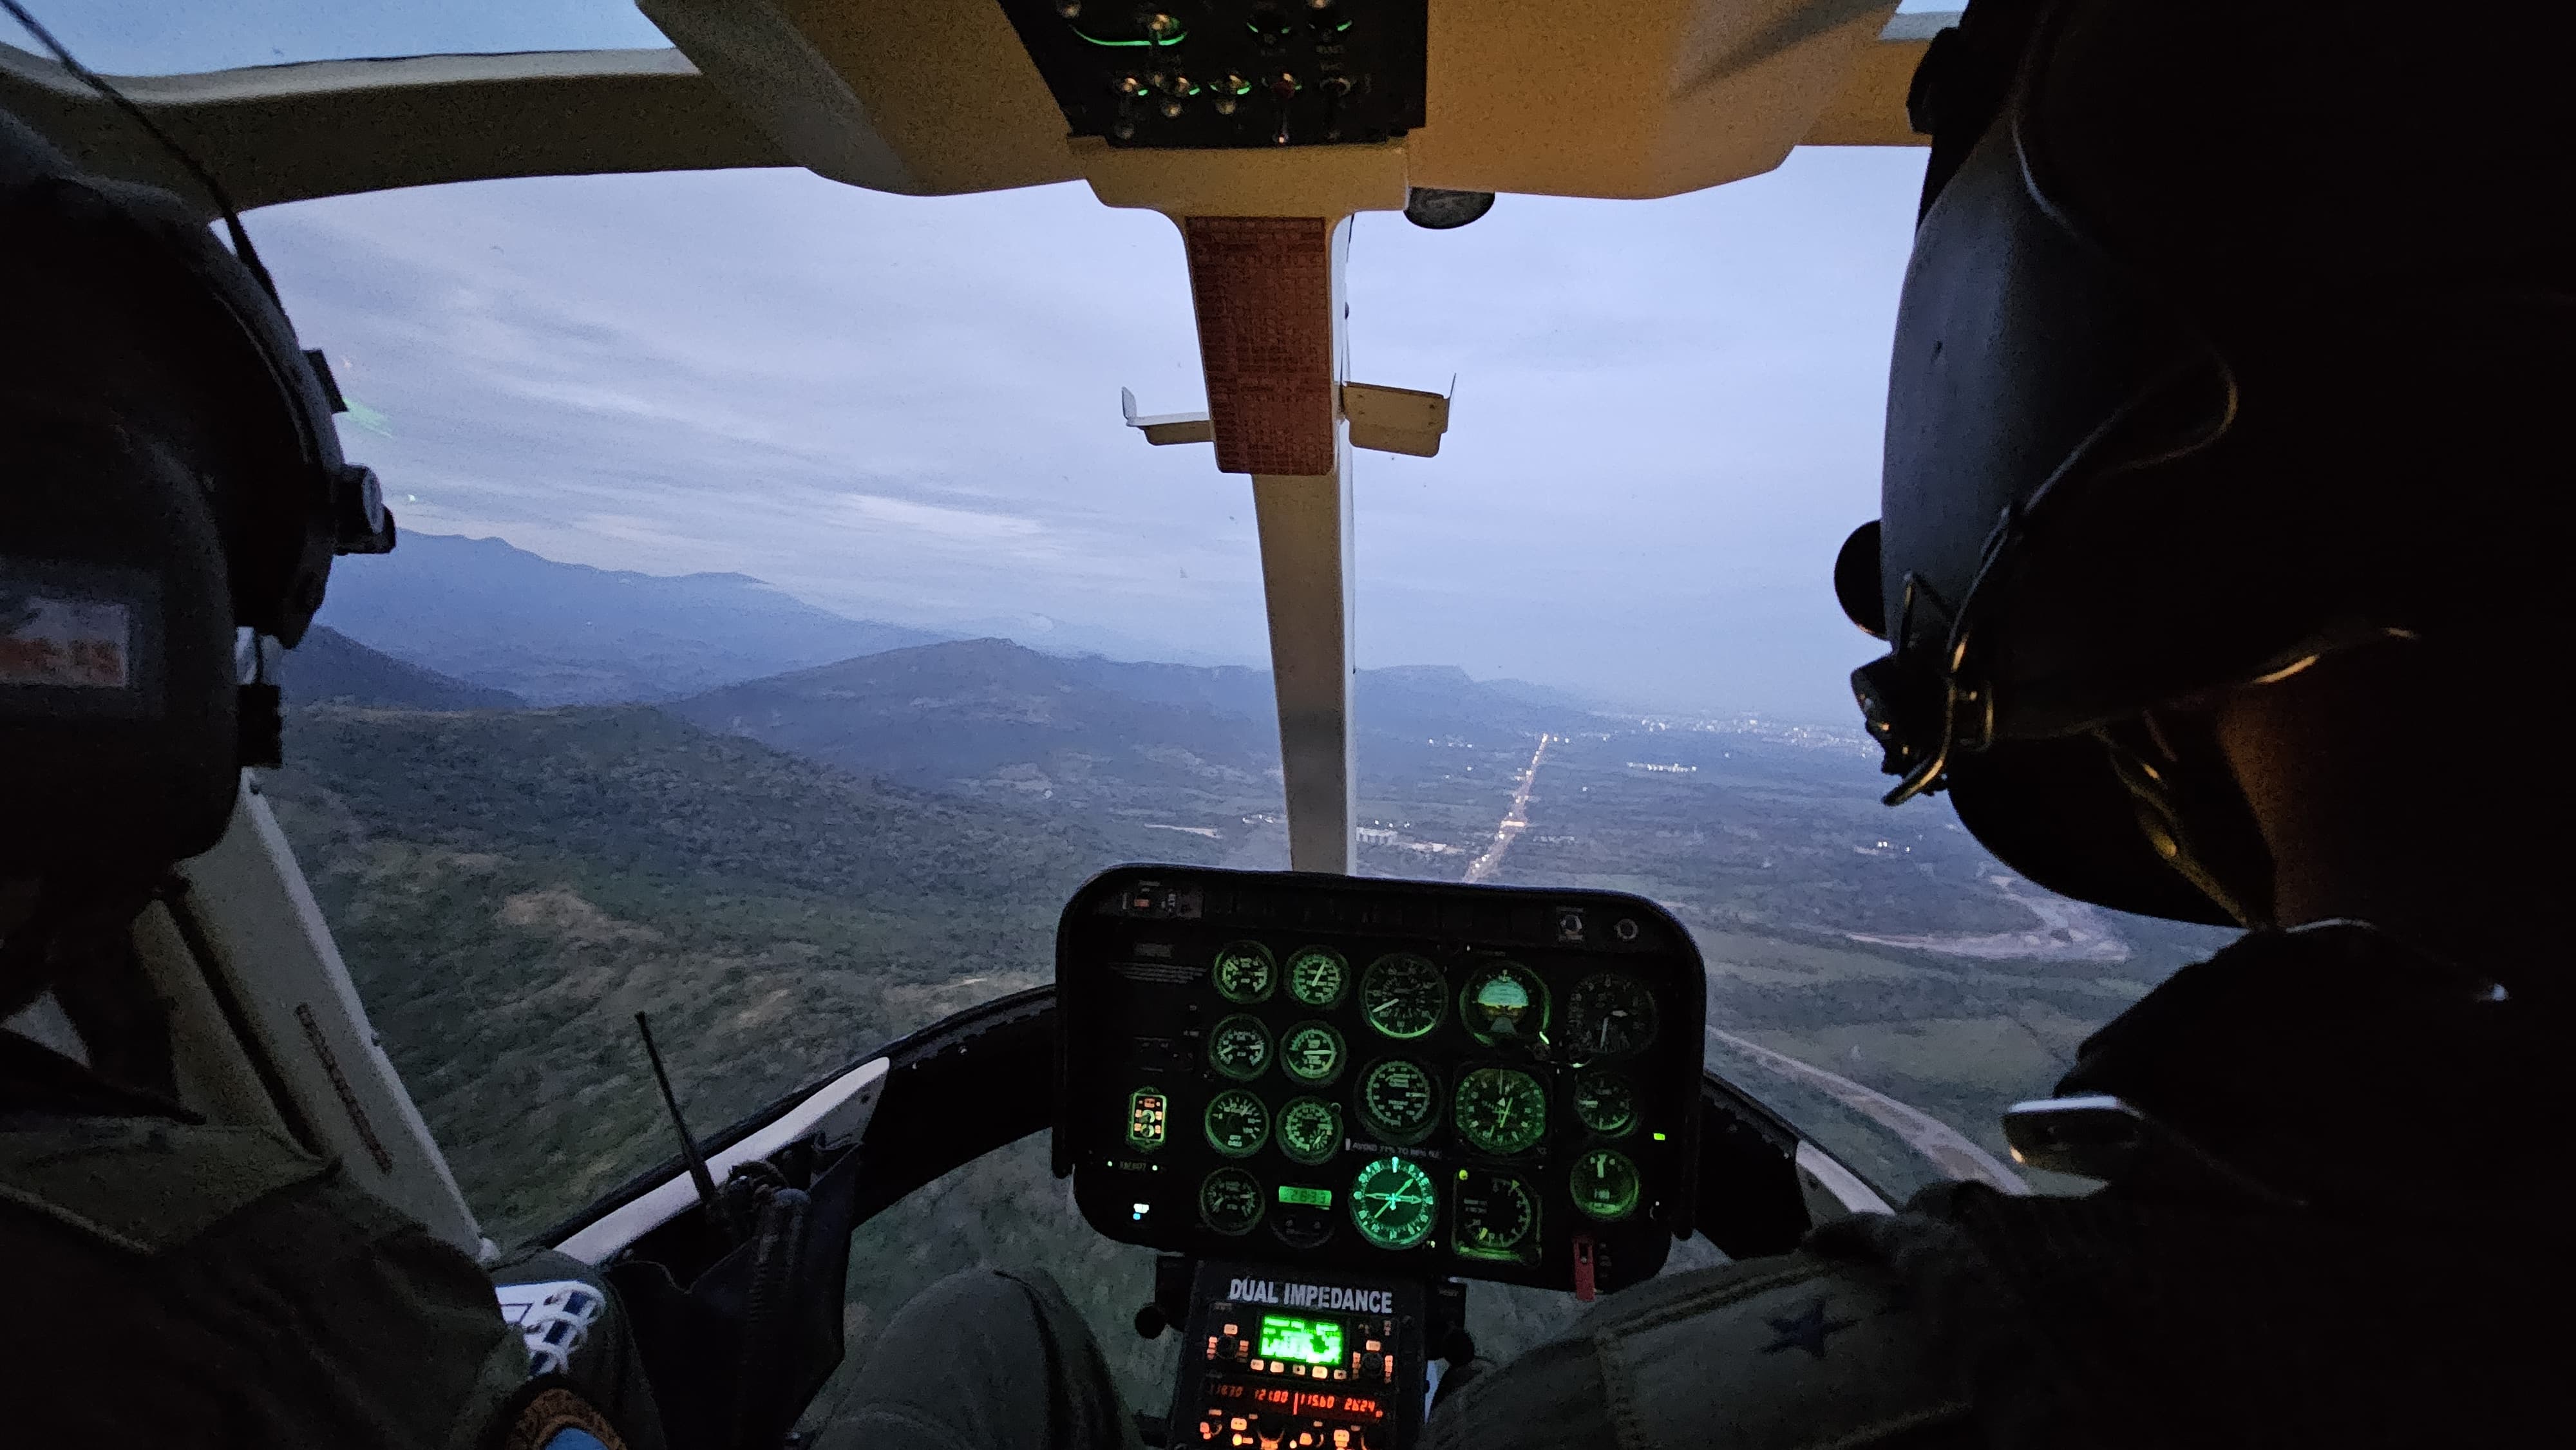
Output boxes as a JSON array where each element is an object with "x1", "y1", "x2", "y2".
[{"x1": 252, "y1": 146, "x2": 1926, "y2": 719}]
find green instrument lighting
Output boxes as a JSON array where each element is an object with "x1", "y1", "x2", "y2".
[
  {"x1": 1072, "y1": 25, "x2": 1189, "y2": 46},
  {"x1": 1258, "y1": 1314, "x2": 1344, "y2": 1367},
  {"x1": 1278, "y1": 1184, "x2": 1332, "y2": 1208},
  {"x1": 1651, "y1": 1132, "x2": 1668, "y2": 1142}
]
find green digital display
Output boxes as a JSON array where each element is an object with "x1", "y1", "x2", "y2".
[
  {"x1": 1278, "y1": 1185, "x2": 1333, "y2": 1208},
  {"x1": 1258, "y1": 1313, "x2": 1345, "y2": 1367}
]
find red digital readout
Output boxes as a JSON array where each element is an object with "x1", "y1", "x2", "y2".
[{"x1": 1236, "y1": 1386, "x2": 1384, "y2": 1422}]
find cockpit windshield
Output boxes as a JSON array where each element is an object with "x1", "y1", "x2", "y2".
[
  {"x1": 225, "y1": 129, "x2": 2222, "y2": 1419},
  {"x1": 0, "y1": 1, "x2": 668, "y2": 75}
]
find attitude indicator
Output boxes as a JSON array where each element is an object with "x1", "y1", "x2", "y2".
[{"x1": 1459, "y1": 961, "x2": 1548, "y2": 1046}]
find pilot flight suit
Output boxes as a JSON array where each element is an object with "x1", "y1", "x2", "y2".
[
  {"x1": 840, "y1": 923, "x2": 2562, "y2": 1449},
  {"x1": 0, "y1": 1029, "x2": 527, "y2": 1447}
]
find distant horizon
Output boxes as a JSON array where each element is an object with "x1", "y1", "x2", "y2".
[{"x1": 327, "y1": 527, "x2": 1875, "y2": 731}]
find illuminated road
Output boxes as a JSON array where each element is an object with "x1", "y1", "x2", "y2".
[{"x1": 1463, "y1": 733, "x2": 1551, "y2": 883}]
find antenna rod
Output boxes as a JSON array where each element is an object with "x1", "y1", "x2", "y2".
[{"x1": 635, "y1": 1011, "x2": 719, "y2": 1212}]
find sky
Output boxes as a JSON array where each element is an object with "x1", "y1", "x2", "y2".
[{"x1": 10, "y1": 2, "x2": 1935, "y2": 723}]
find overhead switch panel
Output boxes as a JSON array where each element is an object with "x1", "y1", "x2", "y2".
[{"x1": 997, "y1": 0, "x2": 1427, "y2": 149}]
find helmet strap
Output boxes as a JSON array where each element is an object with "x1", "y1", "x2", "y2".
[{"x1": 2094, "y1": 715, "x2": 2275, "y2": 929}]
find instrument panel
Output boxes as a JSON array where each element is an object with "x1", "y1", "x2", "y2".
[{"x1": 1056, "y1": 867, "x2": 1706, "y2": 1294}]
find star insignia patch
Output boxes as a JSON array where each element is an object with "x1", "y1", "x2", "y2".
[{"x1": 1761, "y1": 1297, "x2": 1859, "y2": 1359}]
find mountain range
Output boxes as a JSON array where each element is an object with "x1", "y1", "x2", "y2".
[{"x1": 312, "y1": 531, "x2": 953, "y2": 706}]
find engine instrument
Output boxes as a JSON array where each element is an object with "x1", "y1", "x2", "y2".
[
  {"x1": 1057, "y1": 867, "x2": 1706, "y2": 1294},
  {"x1": 1287, "y1": 946, "x2": 1349, "y2": 1008}
]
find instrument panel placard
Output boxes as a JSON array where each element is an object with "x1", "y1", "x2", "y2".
[{"x1": 1056, "y1": 867, "x2": 1706, "y2": 1294}]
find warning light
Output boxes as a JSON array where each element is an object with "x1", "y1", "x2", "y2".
[
  {"x1": 1651, "y1": 1131, "x2": 1667, "y2": 1142},
  {"x1": 1128, "y1": 1088, "x2": 1170, "y2": 1151}
]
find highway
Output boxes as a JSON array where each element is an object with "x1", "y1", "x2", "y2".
[{"x1": 1463, "y1": 733, "x2": 1551, "y2": 883}]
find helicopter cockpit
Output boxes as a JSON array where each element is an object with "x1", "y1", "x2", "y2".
[{"x1": 1, "y1": 3, "x2": 2145, "y2": 1447}]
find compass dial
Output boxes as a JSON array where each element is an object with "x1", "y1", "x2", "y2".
[
  {"x1": 1452, "y1": 1066, "x2": 1548, "y2": 1156},
  {"x1": 1210, "y1": 941, "x2": 1276, "y2": 1004},
  {"x1": 1348, "y1": 1155, "x2": 1437, "y2": 1250},
  {"x1": 1459, "y1": 961, "x2": 1549, "y2": 1046},
  {"x1": 1571, "y1": 1069, "x2": 1638, "y2": 1138},
  {"x1": 1569, "y1": 1147, "x2": 1642, "y2": 1221},
  {"x1": 1199, "y1": 1167, "x2": 1264, "y2": 1236},
  {"x1": 1453, "y1": 1171, "x2": 1539, "y2": 1263},
  {"x1": 1203, "y1": 1088, "x2": 1270, "y2": 1157},
  {"x1": 1206, "y1": 1014, "x2": 1273, "y2": 1080},
  {"x1": 1565, "y1": 974, "x2": 1657, "y2": 1061},
  {"x1": 1357, "y1": 1058, "x2": 1439, "y2": 1144},
  {"x1": 1286, "y1": 946, "x2": 1348, "y2": 1008},
  {"x1": 1361, "y1": 953, "x2": 1445, "y2": 1039},
  {"x1": 1276, "y1": 1096, "x2": 1343, "y2": 1165},
  {"x1": 1280, "y1": 1022, "x2": 1345, "y2": 1085}
]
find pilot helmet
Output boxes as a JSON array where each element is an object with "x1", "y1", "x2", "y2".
[
  {"x1": 0, "y1": 106, "x2": 391, "y2": 889},
  {"x1": 1835, "y1": 0, "x2": 2576, "y2": 925}
]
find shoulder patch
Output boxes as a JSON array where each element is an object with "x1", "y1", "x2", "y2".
[
  {"x1": 485, "y1": 1379, "x2": 629, "y2": 1450},
  {"x1": 1587, "y1": 1254, "x2": 1971, "y2": 1449},
  {"x1": 0, "y1": 1119, "x2": 326, "y2": 1255}
]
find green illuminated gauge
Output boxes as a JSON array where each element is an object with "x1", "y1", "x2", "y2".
[
  {"x1": 1277, "y1": 1096, "x2": 1343, "y2": 1165},
  {"x1": 1569, "y1": 1147, "x2": 1642, "y2": 1221},
  {"x1": 1565, "y1": 974, "x2": 1658, "y2": 1061},
  {"x1": 1349, "y1": 1154, "x2": 1437, "y2": 1250},
  {"x1": 1199, "y1": 1167, "x2": 1264, "y2": 1236},
  {"x1": 1357, "y1": 1058, "x2": 1439, "y2": 1144},
  {"x1": 1361, "y1": 952, "x2": 1445, "y2": 1039},
  {"x1": 1453, "y1": 1171, "x2": 1539, "y2": 1263},
  {"x1": 1453, "y1": 1066, "x2": 1548, "y2": 1156},
  {"x1": 1203, "y1": 1088, "x2": 1270, "y2": 1157},
  {"x1": 1286, "y1": 946, "x2": 1349, "y2": 1008},
  {"x1": 1210, "y1": 941, "x2": 1276, "y2": 1004},
  {"x1": 1206, "y1": 1014, "x2": 1273, "y2": 1080},
  {"x1": 1126, "y1": 1087, "x2": 1170, "y2": 1151},
  {"x1": 1459, "y1": 961, "x2": 1549, "y2": 1046},
  {"x1": 1279, "y1": 1021, "x2": 1345, "y2": 1085},
  {"x1": 1571, "y1": 1069, "x2": 1638, "y2": 1139}
]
